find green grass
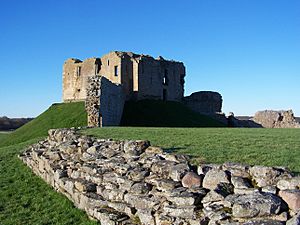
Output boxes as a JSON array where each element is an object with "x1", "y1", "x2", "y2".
[
  {"x1": 0, "y1": 102, "x2": 97, "y2": 225},
  {"x1": 84, "y1": 127, "x2": 300, "y2": 172},
  {"x1": 0, "y1": 133, "x2": 9, "y2": 142},
  {"x1": 120, "y1": 100, "x2": 225, "y2": 127},
  {"x1": 0, "y1": 140, "x2": 97, "y2": 225},
  {"x1": 0, "y1": 102, "x2": 87, "y2": 147}
]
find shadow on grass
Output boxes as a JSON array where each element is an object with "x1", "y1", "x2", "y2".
[{"x1": 163, "y1": 146, "x2": 188, "y2": 153}]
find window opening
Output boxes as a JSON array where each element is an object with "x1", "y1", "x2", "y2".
[
  {"x1": 114, "y1": 65, "x2": 118, "y2": 76},
  {"x1": 76, "y1": 66, "x2": 81, "y2": 76},
  {"x1": 163, "y1": 69, "x2": 168, "y2": 85}
]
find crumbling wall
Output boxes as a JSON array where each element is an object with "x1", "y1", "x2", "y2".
[
  {"x1": 20, "y1": 128, "x2": 300, "y2": 225},
  {"x1": 85, "y1": 76, "x2": 125, "y2": 127},
  {"x1": 85, "y1": 76, "x2": 101, "y2": 127},
  {"x1": 137, "y1": 56, "x2": 185, "y2": 102},
  {"x1": 63, "y1": 58, "x2": 100, "y2": 102},
  {"x1": 100, "y1": 51, "x2": 122, "y2": 84},
  {"x1": 253, "y1": 110, "x2": 300, "y2": 128},
  {"x1": 184, "y1": 91, "x2": 223, "y2": 115}
]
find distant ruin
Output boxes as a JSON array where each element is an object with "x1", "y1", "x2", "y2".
[
  {"x1": 228, "y1": 110, "x2": 300, "y2": 128},
  {"x1": 253, "y1": 110, "x2": 300, "y2": 128},
  {"x1": 63, "y1": 51, "x2": 223, "y2": 127}
]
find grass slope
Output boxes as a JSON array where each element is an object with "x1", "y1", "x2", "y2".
[
  {"x1": 0, "y1": 102, "x2": 96, "y2": 225},
  {"x1": 84, "y1": 127, "x2": 300, "y2": 172},
  {"x1": 121, "y1": 100, "x2": 225, "y2": 127},
  {"x1": 0, "y1": 141, "x2": 97, "y2": 225},
  {"x1": 0, "y1": 133, "x2": 9, "y2": 142},
  {"x1": 0, "y1": 102, "x2": 87, "y2": 147}
]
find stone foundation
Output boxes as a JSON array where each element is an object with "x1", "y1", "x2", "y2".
[{"x1": 20, "y1": 128, "x2": 300, "y2": 224}]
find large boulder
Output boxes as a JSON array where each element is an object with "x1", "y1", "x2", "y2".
[{"x1": 227, "y1": 192, "x2": 282, "y2": 218}]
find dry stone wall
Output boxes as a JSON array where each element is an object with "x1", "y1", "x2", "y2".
[{"x1": 20, "y1": 128, "x2": 300, "y2": 225}]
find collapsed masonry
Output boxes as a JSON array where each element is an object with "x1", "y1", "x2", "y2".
[
  {"x1": 253, "y1": 110, "x2": 300, "y2": 128},
  {"x1": 20, "y1": 128, "x2": 300, "y2": 225},
  {"x1": 62, "y1": 51, "x2": 223, "y2": 127},
  {"x1": 227, "y1": 110, "x2": 300, "y2": 128}
]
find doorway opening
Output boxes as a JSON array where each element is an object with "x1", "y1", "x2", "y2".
[{"x1": 163, "y1": 89, "x2": 167, "y2": 101}]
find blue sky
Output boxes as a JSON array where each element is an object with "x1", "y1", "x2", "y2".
[{"x1": 0, "y1": 0, "x2": 299, "y2": 117}]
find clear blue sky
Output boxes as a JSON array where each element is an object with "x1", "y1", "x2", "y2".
[{"x1": 0, "y1": 0, "x2": 299, "y2": 117}]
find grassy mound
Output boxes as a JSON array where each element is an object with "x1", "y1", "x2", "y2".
[
  {"x1": 121, "y1": 100, "x2": 225, "y2": 127},
  {"x1": 0, "y1": 102, "x2": 87, "y2": 147}
]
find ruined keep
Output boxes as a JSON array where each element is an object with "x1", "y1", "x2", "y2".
[
  {"x1": 63, "y1": 51, "x2": 185, "y2": 103},
  {"x1": 63, "y1": 51, "x2": 223, "y2": 127}
]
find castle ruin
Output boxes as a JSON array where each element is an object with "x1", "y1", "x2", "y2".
[{"x1": 63, "y1": 51, "x2": 223, "y2": 126}]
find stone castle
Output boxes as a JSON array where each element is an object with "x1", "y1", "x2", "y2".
[{"x1": 63, "y1": 51, "x2": 223, "y2": 127}]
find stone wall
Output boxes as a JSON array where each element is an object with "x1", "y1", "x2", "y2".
[
  {"x1": 63, "y1": 58, "x2": 100, "y2": 102},
  {"x1": 136, "y1": 56, "x2": 185, "y2": 102},
  {"x1": 184, "y1": 91, "x2": 223, "y2": 115},
  {"x1": 20, "y1": 128, "x2": 300, "y2": 225},
  {"x1": 99, "y1": 76, "x2": 125, "y2": 126},
  {"x1": 85, "y1": 76, "x2": 101, "y2": 127},
  {"x1": 85, "y1": 76, "x2": 125, "y2": 127},
  {"x1": 253, "y1": 110, "x2": 300, "y2": 128}
]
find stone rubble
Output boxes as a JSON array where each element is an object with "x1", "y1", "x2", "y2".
[{"x1": 19, "y1": 128, "x2": 300, "y2": 225}]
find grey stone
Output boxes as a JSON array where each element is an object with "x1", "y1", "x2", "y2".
[
  {"x1": 168, "y1": 191, "x2": 196, "y2": 206},
  {"x1": 277, "y1": 177, "x2": 300, "y2": 190},
  {"x1": 231, "y1": 176, "x2": 252, "y2": 189},
  {"x1": 230, "y1": 193, "x2": 282, "y2": 218},
  {"x1": 223, "y1": 162, "x2": 250, "y2": 178},
  {"x1": 93, "y1": 208, "x2": 129, "y2": 225},
  {"x1": 169, "y1": 163, "x2": 190, "y2": 181},
  {"x1": 249, "y1": 166, "x2": 281, "y2": 187},
  {"x1": 130, "y1": 182, "x2": 152, "y2": 194},
  {"x1": 151, "y1": 160, "x2": 176, "y2": 177},
  {"x1": 136, "y1": 210, "x2": 155, "y2": 225},
  {"x1": 262, "y1": 186, "x2": 277, "y2": 195},
  {"x1": 123, "y1": 140, "x2": 149, "y2": 156},
  {"x1": 182, "y1": 172, "x2": 202, "y2": 188},
  {"x1": 287, "y1": 213, "x2": 300, "y2": 225},
  {"x1": 74, "y1": 180, "x2": 96, "y2": 192},
  {"x1": 203, "y1": 169, "x2": 230, "y2": 190},
  {"x1": 124, "y1": 193, "x2": 158, "y2": 210},
  {"x1": 164, "y1": 205, "x2": 195, "y2": 218},
  {"x1": 234, "y1": 188, "x2": 259, "y2": 195},
  {"x1": 243, "y1": 220, "x2": 284, "y2": 225}
]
